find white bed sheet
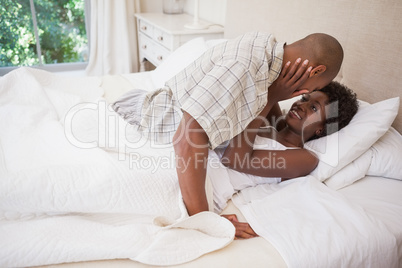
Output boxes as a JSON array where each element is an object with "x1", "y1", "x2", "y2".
[
  {"x1": 1, "y1": 69, "x2": 402, "y2": 268},
  {"x1": 101, "y1": 71, "x2": 402, "y2": 267},
  {"x1": 232, "y1": 176, "x2": 399, "y2": 268},
  {"x1": 36, "y1": 176, "x2": 402, "y2": 268},
  {"x1": 338, "y1": 176, "x2": 402, "y2": 266}
]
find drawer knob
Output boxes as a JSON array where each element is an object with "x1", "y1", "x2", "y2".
[
  {"x1": 157, "y1": 36, "x2": 163, "y2": 41},
  {"x1": 157, "y1": 55, "x2": 163, "y2": 61},
  {"x1": 141, "y1": 25, "x2": 147, "y2": 31},
  {"x1": 142, "y1": 45, "x2": 147, "y2": 49}
]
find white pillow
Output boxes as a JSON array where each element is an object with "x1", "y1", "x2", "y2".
[
  {"x1": 324, "y1": 149, "x2": 373, "y2": 190},
  {"x1": 324, "y1": 126, "x2": 402, "y2": 190},
  {"x1": 306, "y1": 97, "x2": 399, "y2": 181},
  {"x1": 367, "y1": 127, "x2": 402, "y2": 179},
  {"x1": 151, "y1": 37, "x2": 208, "y2": 89}
]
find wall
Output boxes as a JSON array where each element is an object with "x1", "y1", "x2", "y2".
[
  {"x1": 225, "y1": 0, "x2": 402, "y2": 132},
  {"x1": 140, "y1": 0, "x2": 163, "y2": 12},
  {"x1": 183, "y1": 0, "x2": 226, "y2": 26},
  {"x1": 140, "y1": 0, "x2": 226, "y2": 25}
]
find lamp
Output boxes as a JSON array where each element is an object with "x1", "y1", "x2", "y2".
[{"x1": 184, "y1": 0, "x2": 209, "y2": 29}]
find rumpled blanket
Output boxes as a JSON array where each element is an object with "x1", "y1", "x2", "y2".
[{"x1": 0, "y1": 67, "x2": 234, "y2": 267}]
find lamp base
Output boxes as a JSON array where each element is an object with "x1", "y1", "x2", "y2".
[{"x1": 184, "y1": 21, "x2": 209, "y2": 30}]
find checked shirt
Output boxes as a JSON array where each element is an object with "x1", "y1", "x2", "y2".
[{"x1": 136, "y1": 32, "x2": 285, "y2": 148}]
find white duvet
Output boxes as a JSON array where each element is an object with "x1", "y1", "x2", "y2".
[
  {"x1": 0, "y1": 68, "x2": 234, "y2": 267},
  {"x1": 0, "y1": 68, "x2": 399, "y2": 267},
  {"x1": 232, "y1": 178, "x2": 399, "y2": 267}
]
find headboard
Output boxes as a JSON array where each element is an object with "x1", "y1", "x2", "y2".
[{"x1": 224, "y1": 0, "x2": 402, "y2": 133}]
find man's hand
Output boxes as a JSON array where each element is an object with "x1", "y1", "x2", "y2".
[
  {"x1": 268, "y1": 58, "x2": 312, "y2": 102},
  {"x1": 221, "y1": 214, "x2": 258, "y2": 239}
]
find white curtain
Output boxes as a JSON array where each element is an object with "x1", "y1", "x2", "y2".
[{"x1": 85, "y1": 0, "x2": 140, "y2": 76}]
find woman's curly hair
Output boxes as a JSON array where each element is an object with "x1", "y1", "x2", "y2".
[{"x1": 308, "y1": 81, "x2": 359, "y2": 141}]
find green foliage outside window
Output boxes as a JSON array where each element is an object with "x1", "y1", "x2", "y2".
[{"x1": 0, "y1": 0, "x2": 88, "y2": 67}]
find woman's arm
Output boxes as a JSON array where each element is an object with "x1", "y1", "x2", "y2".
[
  {"x1": 221, "y1": 110, "x2": 319, "y2": 179},
  {"x1": 222, "y1": 147, "x2": 318, "y2": 179}
]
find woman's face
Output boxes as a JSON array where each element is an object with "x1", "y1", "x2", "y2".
[{"x1": 285, "y1": 91, "x2": 329, "y2": 139}]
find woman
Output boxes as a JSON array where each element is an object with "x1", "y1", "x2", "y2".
[
  {"x1": 112, "y1": 79, "x2": 358, "y2": 239},
  {"x1": 217, "y1": 81, "x2": 359, "y2": 238}
]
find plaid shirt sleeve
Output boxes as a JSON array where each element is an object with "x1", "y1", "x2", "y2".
[{"x1": 179, "y1": 59, "x2": 267, "y2": 149}]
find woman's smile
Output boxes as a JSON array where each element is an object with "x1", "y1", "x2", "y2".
[{"x1": 289, "y1": 109, "x2": 302, "y2": 120}]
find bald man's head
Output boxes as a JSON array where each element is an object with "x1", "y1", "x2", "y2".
[{"x1": 298, "y1": 33, "x2": 344, "y2": 79}]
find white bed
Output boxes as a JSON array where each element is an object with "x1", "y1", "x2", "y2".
[{"x1": 1, "y1": 0, "x2": 402, "y2": 267}]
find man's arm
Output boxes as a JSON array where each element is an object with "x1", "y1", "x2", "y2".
[
  {"x1": 263, "y1": 102, "x2": 287, "y2": 131},
  {"x1": 173, "y1": 111, "x2": 209, "y2": 216},
  {"x1": 173, "y1": 111, "x2": 258, "y2": 239}
]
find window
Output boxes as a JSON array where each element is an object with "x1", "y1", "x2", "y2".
[{"x1": 0, "y1": 0, "x2": 88, "y2": 75}]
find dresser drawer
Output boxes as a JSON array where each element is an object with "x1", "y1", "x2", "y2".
[
  {"x1": 152, "y1": 44, "x2": 171, "y2": 65},
  {"x1": 138, "y1": 32, "x2": 171, "y2": 66},
  {"x1": 138, "y1": 19, "x2": 154, "y2": 38},
  {"x1": 153, "y1": 27, "x2": 173, "y2": 50},
  {"x1": 138, "y1": 32, "x2": 153, "y2": 56},
  {"x1": 135, "y1": 13, "x2": 224, "y2": 69}
]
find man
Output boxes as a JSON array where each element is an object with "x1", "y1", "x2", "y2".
[{"x1": 113, "y1": 32, "x2": 344, "y2": 217}]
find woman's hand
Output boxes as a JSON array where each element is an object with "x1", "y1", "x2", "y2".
[
  {"x1": 268, "y1": 58, "x2": 312, "y2": 102},
  {"x1": 221, "y1": 214, "x2": 258, "y2": 239}
]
